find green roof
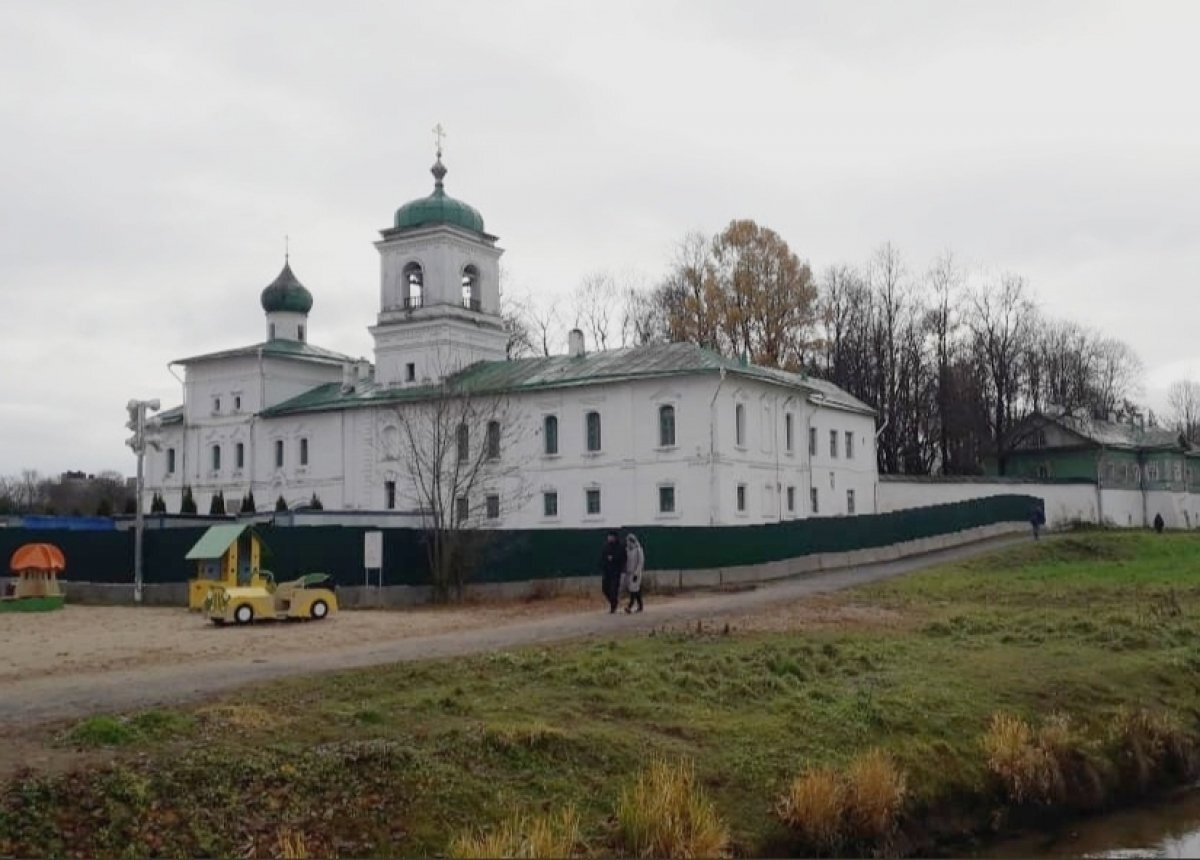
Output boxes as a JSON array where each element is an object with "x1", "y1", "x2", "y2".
[
  {"x1": 392, "y1": 157, "x2": 486, "y2": 235},
  {"x1": 263, "y1": 342, "x2": 875, "y2": 418},
  {"x1": 185, "y1": 524, "x2": 250, "y2": 560},
  {"x1": 260, "y1": 261, "x2": 313, "y2": 314},
  {"x1": 175, "y1": 338, "x2": 355, "y2": 367}
]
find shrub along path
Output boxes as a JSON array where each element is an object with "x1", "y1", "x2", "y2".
[{"x1": 0, "y1": 533, "x2": 1028, "y2": 728}]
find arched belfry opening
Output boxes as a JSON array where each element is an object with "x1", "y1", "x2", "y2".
[
  {"x1": 461, "y1": 264, "x2": 480, "y2": 311},
  {"x1": 403, "y1": 262, "x2": 424, "y2": 308}
]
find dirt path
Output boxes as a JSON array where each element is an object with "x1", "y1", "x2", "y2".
[{"x1": 0, "y1": 535, "x2": 1025, "y2": 727}]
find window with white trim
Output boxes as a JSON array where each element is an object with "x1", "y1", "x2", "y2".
[
  {"x1": 274, "y1": 440, "x2": 284, "y2": 468},
  {"x1": 735, "y1": 404, "x2": 746, "y2": 447},
  {"x1": 736, "y1": 483, "x2": 747, "y2": 512},
  {"x1": 166, "y1": 448, "x2": 176, "y2": 474},
  {"x1": 847, "y1": 489, "x2": 856, "y2": 515},
  {"x1": 830, "y1": 430, "x2": 838, "y2": 458},
  {"x1": 544, "y1": 415, "x2": 558, "y2": 455},
  {"x1": 299, "y1": 438, "x2": 309, "y2": 466},
  {"x1": 586, "y1": 411, "x2": 602, "y2": 452},
  {"x1": 659, "y1": 405, "x2": 676, "y2": 447},
  {"x1": 845, "y1": 431, "x2": 853, "y2": 459},
  {"x1": 585, "y1": 488, "x2": 601, "y2": 515},
  {"x1": 543, "y1": 491, "x2": 558, "y2": 517},
  {"x1": 787, "y1": 486, "x2": 795, "y2": 513},
  {"x1": 211, "y1": 445, "x2": 221, "y2": 471},
  {"x1": 659, "y1": 484, "x2": 676, "y2": 514},
  {"x1": 456, "y1": 495, "x2": 468, "y2": 524},
  {"x1": 486, "y1": 494, "x2": 500, "y2": 520},
  {"x1": 785, "y1": 413, "x2": 794, "y2": 453},
  {"x1": 809, "y1": 426, "x2": 817, "y2": 456},
  {"x1": 235, "y1": 443, "x2": 244, "y2": 470},
  {"x1": 810, "y1": 487, "x2": 819, "y2": 514}
]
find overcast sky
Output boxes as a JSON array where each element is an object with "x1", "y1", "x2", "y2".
[{"x1": 2, "y1": 0, "x2": 1198, "y2": 476}]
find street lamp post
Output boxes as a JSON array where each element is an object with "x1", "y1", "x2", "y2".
[{"x1": 125, "y1": 398, "x2": 161, "y2": 604}]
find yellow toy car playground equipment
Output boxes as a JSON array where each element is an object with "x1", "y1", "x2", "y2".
[
  {"x1": 185, "y1": 524, "x2": 273, "y2": 611},
  {"x1": 205, "y1": 571, "x2": 338, "y2": 625}
]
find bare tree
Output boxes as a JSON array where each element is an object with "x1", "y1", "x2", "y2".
[
  {"x1": 925, "y1": 252, "x2": 962, "y2": 473},
  {"x1": 392, "y1": 375, "x2": 530, "y2": 601},
  {"x1": 572, "y1": 271, "x2": 620, "y2": 351},
  {"x1": 1168, "y1": 379, "x2": 1200, "y2": 442},
  {"x1": 968, "y1": 274, "x2": 1035, "y2": 473},
  {"x1": 499, "y1": 290, "x2": 537, "y2": 359}
]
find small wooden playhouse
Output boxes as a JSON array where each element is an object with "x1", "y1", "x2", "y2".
[{"x1": 185, "y1": 524, "x2": 270, "y2": 611}]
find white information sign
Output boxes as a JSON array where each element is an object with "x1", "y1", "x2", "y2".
[{"x1": 364, "y1": 530, "x2": 383, "y2": 570}]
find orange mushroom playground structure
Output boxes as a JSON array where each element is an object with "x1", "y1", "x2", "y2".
[{"x1": 3, "y1": 543, "x2": 67, "y2": 612}]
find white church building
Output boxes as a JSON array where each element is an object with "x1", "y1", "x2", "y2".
[{"x1": 142, "y1": 153, "x2": 879, "y2": 528}]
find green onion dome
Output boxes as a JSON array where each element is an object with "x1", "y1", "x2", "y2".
[
  {"x1": 260, "y1": 261, "x2": 313, "y2": 314},
  {"x1": 393, "y1": 157, "x2": 485, "y2": 234}
]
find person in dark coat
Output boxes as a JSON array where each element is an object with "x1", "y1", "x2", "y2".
[
  {"x1": 1029, "y1": 504, "x2": 1045, "y2": 540},
  {"x1": 1154, "y1": 513, "x2": 1165, "y2": 533},
  {"x1": 599, "y1": 530, "x2": 627, "y2": 614}
]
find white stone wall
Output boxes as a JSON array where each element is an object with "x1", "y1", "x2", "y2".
[{"x1": 878, "y1": 478, "x2": 1200, "y2": 530}]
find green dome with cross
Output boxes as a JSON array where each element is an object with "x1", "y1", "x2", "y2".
[{"x1": 393, "y1": 141, "x2": 486, "y2": 235}]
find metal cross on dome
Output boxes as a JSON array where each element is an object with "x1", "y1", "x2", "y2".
[{"x1": 432, "y1": 123, "x2": 446, "y2": 159}]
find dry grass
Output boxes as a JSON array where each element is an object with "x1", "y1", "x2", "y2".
[
  {"x1": 616, "y1": 758, "x2": 730, "y2": 859},
  {"x1": 776, "y1": 749, "x2": 907, "y2": 854},
  {"x1": 983, "y1": 713, "x2": 1060, "y2": 806},
  {"x1": 276, "y1": 828, "x2": 308, "y2": 860},
  {"x1": 844, "y1": 748, "x2": 907, "y2": 844},
  {"x1": 449, "y1": 806, "x2": 580, "y2": 859},
  {"x1": 1108, "y1": 707, "x2": 1197, "y2": 792},
  {"x1": 776, "y1": 767, "x2": 846, "y2": 853},
  {"x1": 196, "y1": 704, "x2": 279, "y2": 732}
]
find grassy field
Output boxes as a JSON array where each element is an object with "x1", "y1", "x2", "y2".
[{"x1": 3, "y1": 531, "x2": 1200, "y2": 858}]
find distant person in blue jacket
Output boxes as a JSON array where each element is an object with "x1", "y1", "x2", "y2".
[{"x1": 1030, "y1": 505, "x2": 1046, "y2": 540}]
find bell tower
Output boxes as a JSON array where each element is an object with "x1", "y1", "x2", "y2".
[{"x1": 370, "y1": 133, "x2": 506, "y2": 387}]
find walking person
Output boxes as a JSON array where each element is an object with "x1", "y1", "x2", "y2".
[
  {"x1": 624, "y1": 532, "x2": 644, "y2": 613},
  {"x1": 1029, "y1": 504, "x2": 1045, "y2": 540},
  {"x1": 599, "y1": 530, "x2": 626, "y2": 614}
]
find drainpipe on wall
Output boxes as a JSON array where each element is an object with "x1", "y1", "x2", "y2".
[
  {"x1": 168, "y1": 362, "x2": 186, "y2": 502},
  {"x1": 708, "y1": 368, "x2": 726, "y2": 525},
  {"x1": 873, "y1": 416, "x2": 890, "y2": 514}
]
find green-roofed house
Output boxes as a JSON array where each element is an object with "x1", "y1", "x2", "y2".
[{"x1": 138, "y1": 148, "x2": 879, "y2": 527}]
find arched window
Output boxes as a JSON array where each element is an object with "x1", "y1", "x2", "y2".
[
  {"x1": 461, "y1": 264, "x2": 480, "y2": 311},
  {"x1": 457, "y1": 423, "x2": 469, "y2": 462},
  {"x1": 403, "y1": 262, "x2": 424, "y2": 308},
  {"x1": 735, "y1": 403, "x2": 746, "y2": 447},
  {"x1": 486, "y1": 420, "x2": 500, "y2": 459},
  {"x1": 586, "y1": 411, "x2": 602, "y2": 452},
  {"x1": 211, "y1": 445, "x2": 221, "y2": 471},
  {"x1": 659, "y1": 405, "x2": 676, "y2": 447},
  {"x1": 544, "y1": 415, "x2": 558, "y2": 455}
]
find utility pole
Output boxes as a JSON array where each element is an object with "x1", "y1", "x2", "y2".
[{"x1": 125, "y1": 398, "x2": 161, "y2": 604}]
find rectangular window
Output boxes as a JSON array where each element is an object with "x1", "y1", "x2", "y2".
[
  {"x1": 269, "y1": 323, "x2": 276, "y2": 340},
  {"x1": 274, "y1": 440, "x2": 284, "y2": 468},
  {"x1": 845, "y1": 431, "x2": 853, "y2": 459},
  {"x1": 456, "y1": 496, "x2": 469, "y2": 524},
  {"x1": 486, "y1": 421, "x2": 500, "y2": 459},
  {"x1": 300, "y1": 437, "x2": 309, "y2": 466},
  {"x1": 809, "y1": 426, "x2": 817, "y2": 456},
  {"x1": 298, "y1": 324, "x2": 305, "y2": 342},
  {"x1": 211, "y1": 445, "x2": 221, "y2": 471},
  {"x1": 736, "y1": 483, "x2": 747, "y2": 512},
  {"x1": 457, "y1": 423, "x2": 469, "y2": 462},
  {"x1": 486, "y1": 494, "x2": 500, "y2": 520},
  {"x1": 787, "y1": 486, "x2": 795, "y2": 512},
  {"x1": 785, "y1": 414, "x2": 794, "y2": 452},
  {"x1": 405, "y1": 362, "x2": 415, "y2": 382},
  {"x1": 544, "y1": 415, "x2": 558, "y2": 455},
  {"x1": 385, "y1": 480, "x2": 396, "y2": 510},
  {"x1": 659, "y1": 405, "x2": 676, "y2": 447},
  {"x1": 847, "y1": 489, "x2": 856, "y2": 515},
  {"x1": 830, "y1": 471, "x2": 836, "y2": 490},
  {"x1": 234, "y1": 395, "x2": 242, "y2": 412},
  {"x1": 235, "y1": 442, "x2": 244, "y2": 469},
  {"x1": 659, "y1": 485, "x2": 676, "y2": 514},
  {"x1": 830, "y1": 429, "x2": 838, "y2": 458},
  {"x1": 586, "y1": 411, "x2": 602, "y2": 452},
  {"x1": 212, "y1": 396, "x2": 221, "y2": 413},
  {"x1": 543, "y1": 491, "x2": 558, "y2": 517},
  {"x1": 810, "y1": 487, "x2": 819, "y2": 514},
  {"x1": 586, "y1": 488, "x2": 601, "y2": 515},
  {"x1": 166, "y1": 448, "x2": 176, "y2": 474},
  {"x1": 735, "y1": 403, "x2": 746, "y2": 447}
]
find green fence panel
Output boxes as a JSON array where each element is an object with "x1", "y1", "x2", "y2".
[{"x1": 0, "y1": 495, "x2": 1040, "y2": 589}]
